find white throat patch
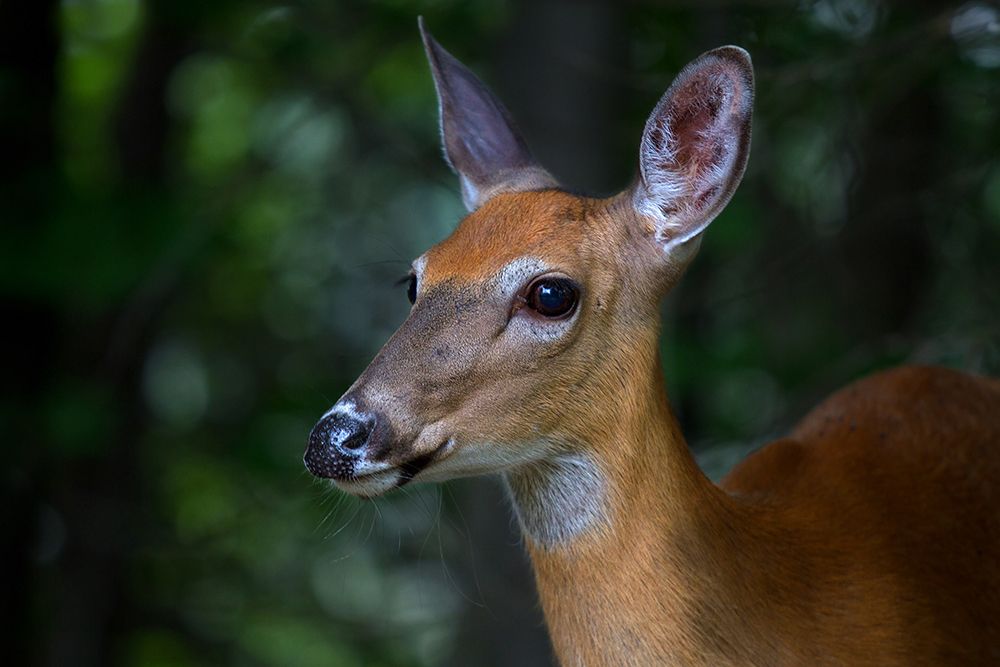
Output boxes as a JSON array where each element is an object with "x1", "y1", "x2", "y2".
[{"x1": 504, "y1": 453, "x2": 607, "y2": 548}]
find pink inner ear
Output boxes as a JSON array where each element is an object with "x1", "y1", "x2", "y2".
[
  {"x1": 640, "y1": 57, "x2": 750, "y2": 235},
  {"x1": 665, "y1": 71, "x2": 737, "y2": 206}
]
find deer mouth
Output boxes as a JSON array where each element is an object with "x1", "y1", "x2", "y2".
[
  {"x1": 331, "y1": 438, "x2": 455, "y2": 497},
  {"x1": 397, "y1": 438, "x2": 455, "y2": 488}
]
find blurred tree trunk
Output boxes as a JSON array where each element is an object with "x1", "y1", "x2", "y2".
[
  {"x1": 113, "y1": 2, "x2": 192, "y2": 186},
  {"x1": 836, "y1": 62, "x2": 938, "y2": 338},
  {"x1": 0, "y1": 0, "x2": 61, "y2": 663},
  {"x1": 0, "y1": 0, "x2": 58, "y2": 204},
  {"x1": 498, "y1": 0, "x2": 629, "y2": 195},
  {"x1": 30, "y1": 2, "x2": 187, "y2": 667}
]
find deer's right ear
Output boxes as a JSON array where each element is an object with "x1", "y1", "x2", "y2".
[
  {"x1": 633, "y1": 46, "x2": 754, "y2": 254},
  {"x1": 419, "y1": 18, "x2": 556, "y2": 211}
]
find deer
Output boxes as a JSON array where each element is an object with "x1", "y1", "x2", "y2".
[{"x1": 304, "y1": 18, "x2": 1000, "y2": 666}]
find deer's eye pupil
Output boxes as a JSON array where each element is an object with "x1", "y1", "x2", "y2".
[
  {"x1": 407, "y1": 275, "x2": 417, "y2": 304},
  {"x1": 527, "y1": 278, "x2": 578, "y2": 318}
]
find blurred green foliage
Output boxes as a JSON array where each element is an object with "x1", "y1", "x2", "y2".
[{"x1": 3, "y1": 0, "x2": 999, "y2": 666}]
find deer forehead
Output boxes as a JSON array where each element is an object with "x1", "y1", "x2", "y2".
[{"x1": 420, "y1": 191, "x2": 598, "y2": 287}]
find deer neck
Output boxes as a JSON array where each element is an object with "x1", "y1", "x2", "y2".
[{"x1": 503, "y1": 332, "x2": 779, "y2": 666}]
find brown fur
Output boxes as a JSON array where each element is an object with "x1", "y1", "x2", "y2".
[
  {"x1": 348, "y1": 188, "x2": 1000, "y2": 665},
  {"x1": 528, "y1": 358, "x2": 1000, "y2": 666},
  {"x1": 328, "y1": 34, "x2": 1000, "y2": 664}
]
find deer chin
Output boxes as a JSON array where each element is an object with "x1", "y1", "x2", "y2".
[{"x1": 332, "y1": 468, "x2": 402, "y2": 498}]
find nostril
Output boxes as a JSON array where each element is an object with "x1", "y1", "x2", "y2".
[
  {"x1": 312, "y1": 411, "x2": 375, "y2": 454},
  {"x1": 340, "y1": 425, "x2": 370, "y2": 450}
]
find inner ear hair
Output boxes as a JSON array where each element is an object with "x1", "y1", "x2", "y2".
[{"x1": 634, "y1": 46, "x2": 754, "y2": 252}]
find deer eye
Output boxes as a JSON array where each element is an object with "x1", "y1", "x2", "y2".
[
  {"x1": 525, "y1": 277, "x2": 579, "y2": 318},
  {"x1": 406, "y1": 275, "x2": 417, "y2": 304},
  {"x1": 397, "y1": 274, "x2": 418, "y2": 304}
]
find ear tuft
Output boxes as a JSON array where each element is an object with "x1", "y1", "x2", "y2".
[
  {"x1": 419, "y1": 18, "x2": 556, "y2": 211},
  {"x1": 634, "y1": 46, "x2": 754, "y2": 251}
]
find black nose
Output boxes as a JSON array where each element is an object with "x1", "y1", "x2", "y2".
[{"x1": 304, "y1": 411, "x2": 375, "y2": 479}]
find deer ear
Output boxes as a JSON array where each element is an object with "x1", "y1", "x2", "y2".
[
  {"x1": 633, "y1": 46, "x2": 754, "y2": 252},
  {"x1": 419, "y1": 18, "x2": 556, "y2": 211}
]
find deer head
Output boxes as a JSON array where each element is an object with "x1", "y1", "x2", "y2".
[{"x1": 304, "y1": 20, "x2": 753, "y2": 532}]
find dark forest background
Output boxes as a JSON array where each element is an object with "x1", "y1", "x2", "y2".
[{"x1": 3, "y1": 0, "x2": 999, "y2": 665}]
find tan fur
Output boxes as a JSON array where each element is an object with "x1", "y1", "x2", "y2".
[
  {"x1": 528, "y1": 355, "x2": 1000, "y2": 666},
  {"x1": 334, "y1": 177, "x2": 1000, "y2": 665},
  {"x1": 322, "y1": 39, "x2": 1000, "y2": 667},
  {"x1": 310, "y1": 34, "x2": 1000, "y2": 663},
  {"x1": 343, "y1": 186, "x2": 1000, "y2": 665}
]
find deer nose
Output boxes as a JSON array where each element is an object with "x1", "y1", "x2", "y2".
[{"x1": 304, "y1": 409, "x2": 376, "y2": 478}]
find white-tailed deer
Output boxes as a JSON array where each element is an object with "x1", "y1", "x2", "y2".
[{"x1": 305, "y1": 19, "x2": 1000, "y2": 666}]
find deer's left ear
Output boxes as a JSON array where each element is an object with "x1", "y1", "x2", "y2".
[
  {"x1": 633, "y1": 46, "x2": 754, "y2": 252},
  {"x1": 419, "y1": 18, "x2": 556, "y2": 211}
]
